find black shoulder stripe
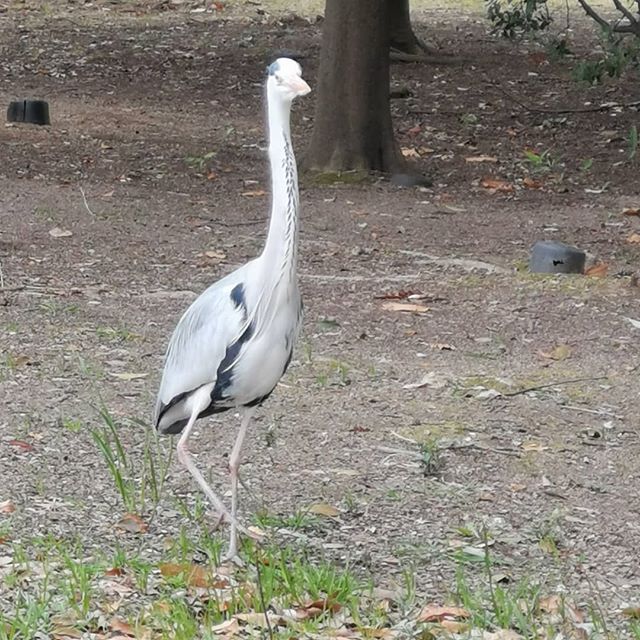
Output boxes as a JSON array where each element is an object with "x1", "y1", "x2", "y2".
[{"x1": 230, "y1": 283, "x2": 246, "y2": 311}]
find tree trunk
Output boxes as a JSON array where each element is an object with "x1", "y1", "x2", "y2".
[
  {"x1": 303, "y1": 0, "x2": 403, "y2": 174},
  {"x1": 389, "y1": 0, "x2": 431, "y2": 56}
]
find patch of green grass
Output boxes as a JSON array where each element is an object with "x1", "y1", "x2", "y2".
[
  {"x1": 303, "y1": 169, "x2": 372, "y2": 186},
  {"x1": 95, "y1": 325, "x2": 140, "y2": 342},
  {"x1": 522, "y1": 148, "x2": 557, "y2": 173},
  {"x1": 38, "y1": 300, "x2": 79, "y2": 317},
  {"x1": 254, "y1": 508, "x2": 317, "y2": 532},
  {"x1": 60, "y1": 417, "x2": 83, "y2": 432},
  {"x1": 90, "y1": 405, "x2": 172, "y2": 516}
]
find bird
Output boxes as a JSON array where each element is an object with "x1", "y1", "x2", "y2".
[{"x1": 153, "y1": 58, "x2": 310, "y2": 562}]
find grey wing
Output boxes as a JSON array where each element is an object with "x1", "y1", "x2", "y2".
[{"x1": 154, "y1": 279, "x2": 246, "y2": 430}]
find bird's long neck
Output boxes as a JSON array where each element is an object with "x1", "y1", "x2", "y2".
[{"x1": 260, "y1": 86, "x2": 299, "y2": 281}]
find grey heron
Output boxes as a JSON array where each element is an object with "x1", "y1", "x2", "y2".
[{"x1": 154, "y1": 58, "x2": 310, "y2": 561}]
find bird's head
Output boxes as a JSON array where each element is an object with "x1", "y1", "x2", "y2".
[{"x1": 267, "y1": 58, "x2": 311, "y2": 101}]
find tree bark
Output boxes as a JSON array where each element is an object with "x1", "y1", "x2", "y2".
[
  {"x1": 303, "y1": 0, "x2": 404, "y2": 174},
  {"x1": 389, "y1": 0, "x2": 431, "y2": 56}
]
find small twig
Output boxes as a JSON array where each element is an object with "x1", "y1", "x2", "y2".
[
  {"x1": 501, "y1": 376, "x2": 608, "y2": 398},
  {"x1": 496, "y1": 84, "x2": 640, "y2": 114},
  {"x1": 253, "y1": 550, "x2": 274, "y2": 640},
  {"x1": 390, "y1": 430, "x2": 419, "y2": 445},
  {"x1": 79, "y1": 186, "x2": 96, "y2": 217},
  {"x1": 0, "y1": 259, "x2": 4, "y2": 289},
  {"x1": 447, "y1": 442, "x2": 522, "y2": 457},
  {"x1": 560, "y1": 404, "x2": 623, "y2": 419}
]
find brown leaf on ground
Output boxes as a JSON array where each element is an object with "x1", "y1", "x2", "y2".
[
  {"x1": 417, "y1": 604, "x2": 470, "y2": 622},
  {"x1": 523, "y1": 176, "x2": 543, "y2": 189},
  {"x1": 381, "y1": 301, "x2": 430, "y2": 313},
  {"x1": 159, "y1": 562, "x2": 230, "y2": 588},
  {"x1": 210, "y1": 619, "x2": 240, "y2": 635},
  {"x1": 8, "y1": 439, "x2": 34, "y2": 452},
  {"x1": 480, "y1": 177, "x2": 514, "y2": 193},
  {"x1": 52, "y1": 627, "x2": 83, "y2": 639},
  {"x1": 115, "y1": 513, "x2": 148, "y2": 534},
  {"x1": 401, "y1": 147, "x2": 420, "y2": 158},
  {"x1": 234, "y1": 612, "x2": 285, "y2": 628},
  {"x1": 623, "y1": 606, "x2": 640, "y2": 618},
  {"x1": 109, "y1": 618, "x2": 136, "y2": 637},
  {"x1": 627, "y1": 233, "x2": 640, "y2": 244},
  {"x1": 49, "y1": 226, "x2": 73, "y2": 238},
  {"x1": 105, "y1": 566, "x2": 125, "y2": 577},
  {"x1": 622, "y1": 207, "x2": 640, "y2": 216},
  {"x1": 539, "y1": 344, "x2": 571, "y2": 361},
  {"x1": 438, "y1": 619, "x2": 471, "y2": 633},
  {"x1": 538, "y1": 594, "x2": 563, "y2": 614},
  {"x1": 482, "y1": 631, "x2": 523, "y2": 640},
  {"x1": 0, "y1": 500, "x2": 16, "y2": 514},
  {"x1": 585, "y1": 262, "x2": 608, "y2": 277},
  {"x1": 308, "y1": 503, "x2": 340, "y2": 517},
  {"x1": 298, "y1": 596, "x2": 342, "y2": 619}
]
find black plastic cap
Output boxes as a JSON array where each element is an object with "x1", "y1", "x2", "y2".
[
  {"x1": 7, "y1": 100, "x2": 51, "y2": 125},
  {"x1": 529, "y1": 240, "x2": 586, "y2": 274}
]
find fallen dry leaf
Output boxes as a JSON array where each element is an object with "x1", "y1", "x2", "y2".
[
  {"x1": 52, "y1": 627, "x2": 83, "y2": 639},
  {"x1": 109, "y1": 372, "x2": 148, "y2": 381},
  {"x1": 418, "y1": 604, "x2": 470, "y2": 622},
  {"x1": 438, "y1": 619, "x2": 471, "y2": 633},
  {"x1": 308, "y1": 503, "x2": 340, "y2": 518},
  {"x1": 539, "y1": 344, "x2": 571, "y2": 361},
  {"x1": 49, "y1": 226, "x2": 73, "y2": 238},
  {"x1": 403, "y1": 371, "x2": 448, "y2": 390},
  {"x1": 381, "y1": 301, "x2": 430, "y2": 313},
  {"x1": 622, "y1": 207, "x2": 640, "y2": 217},
  {"x1": 523, "y1": 176, "x2": 543, "y2": 189},
  {"x1": 627, "y1": 233, "x2": 640, "y2": 244},
  {"x1": 585, "y1": 262, "x2": 608, "y2": 277},
  {"x1": 301, "y1": 596, "x2": 342, "y2": 616},
  {"x1": 623, "y1": 606, "x2": 640, "y2": 619},
  {"x1": 0, "y1": 500, "x2": 15, "y2": 514},
  {"x1": 109, "y1": 618, "x2": 136, "y2": 637},
  {"x1": 115, "y1": 513, "x2": 148, "y2": 534},
  {"x1": 480, "y1": 177, "x2": 514, "y2": 193},
  {"x1": 210, "y1": 619, "x2": 240, "y2": 635},
  {"x1": 234, "y1": 612, "x2": 284, "y2": 628},
  {"x1": 482, "y1": 631, "x2": 523, "y2": 640},
  {"x1": 159, "y1": 562, "x2": 230, "y2": 589},
  {"x1": 522, "y1": 441, "x2": 548, "y2": 452},
  {"x1": 8, "y1": 439, "x2": 34, "y2": 452},
  {"x1": 429, "y1": 342, "x2": 456, "y2": 351},
  {"x1": 401, "y1": 147, "x2": 420, "y2": 158},
  {"x1": 538, "y1": 594, "x2": 562, "y2": 614},
  {"x1": 465, "y1": 154, "x2": 498, "y2": 163}
]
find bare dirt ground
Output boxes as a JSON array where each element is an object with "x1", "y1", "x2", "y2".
[{"x1": 1, "y1": 0, "x2": 640, "y2": 635}]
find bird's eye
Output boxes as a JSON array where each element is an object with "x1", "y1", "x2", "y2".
[{"x1": 275, "y1": 74, "x2": 284, "y2": 85}]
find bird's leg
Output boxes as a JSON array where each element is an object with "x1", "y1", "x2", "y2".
[
  {"x1": 222, "y1": 407, "x2": 255, "y2": 562},
  {"x1": 176, "y1": 390, "x2": 234, "y2": 526}
]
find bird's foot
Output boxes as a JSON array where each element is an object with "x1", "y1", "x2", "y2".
[{"x1": 220, "y1": 550, "x2": 245, "y2": 567}]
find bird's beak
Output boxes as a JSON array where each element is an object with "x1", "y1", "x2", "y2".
[{"x1": 292, "y1": 77, "x2": 311, "y2": 97}]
